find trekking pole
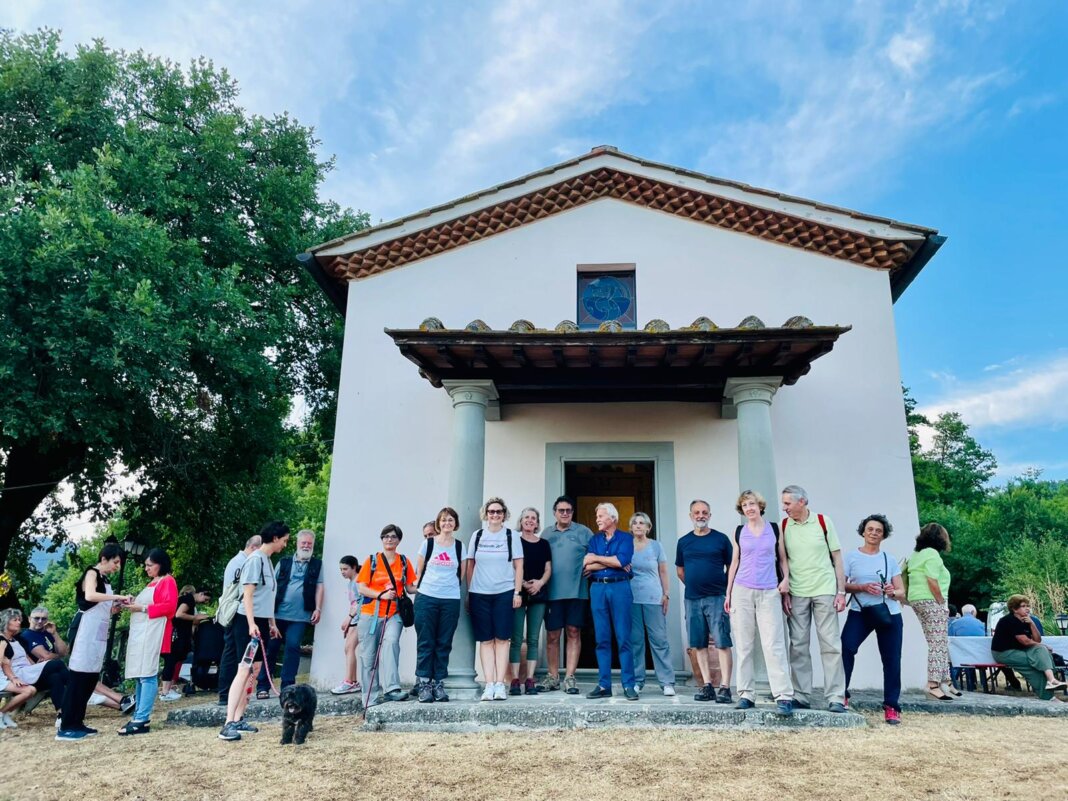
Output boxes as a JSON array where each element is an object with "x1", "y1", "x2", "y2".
[{"x1": 360, "y1": 599, "x2": 392, "y2": 719}]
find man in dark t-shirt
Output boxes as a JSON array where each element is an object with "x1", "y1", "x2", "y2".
[{"x1": 675, "y1": 500, "x2": 734, "y2": 703}]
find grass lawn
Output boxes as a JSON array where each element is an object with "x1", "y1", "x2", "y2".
[{"x1": 2, "y1": 698, "x2": 1064, "y2": 801}]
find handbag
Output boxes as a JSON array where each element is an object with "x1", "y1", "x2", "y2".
[
  {"x1": 855, "y1": 553, "x2": 895, "y2": 629},
  {"x1": 378, "y1": 552, "x2": 415, "y2": 628}
]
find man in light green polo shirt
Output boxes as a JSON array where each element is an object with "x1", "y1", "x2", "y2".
[{"x1": 781, "y1": 484, "x2": 847, "y2": 712}]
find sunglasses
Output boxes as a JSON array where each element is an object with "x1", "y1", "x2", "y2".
[
  {"x1": 556, "y1": 508, "x2": 574, "y2": 514},
  {"x1": 486, "y1": 509, "x2": 505, "y2": 515}
]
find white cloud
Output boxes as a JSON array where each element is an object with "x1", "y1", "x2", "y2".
[
  {"x1": 1008, "y1": 92, "x2": 1058, "y2": 118},
  {"x1": 887, "y1": 32, "x2": 933, "y2": 75},
  {"x1": 918, "y1": 353, "x2": 1068, "y2": 430}
]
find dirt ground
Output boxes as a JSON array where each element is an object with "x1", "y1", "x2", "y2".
[{"x1": 1, "y1": 699, "x2": 1064, "y2": 801}]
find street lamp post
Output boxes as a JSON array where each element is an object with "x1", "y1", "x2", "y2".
[
  {"x1": 1056, "y1": 612, "x2": 1068, "y2": 636},
  {"x1": 102, "y1": 535, "x2": 147, "y2": 687}
]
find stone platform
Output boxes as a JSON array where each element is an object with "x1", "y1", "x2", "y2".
[{"x1": 167, "y1": 690, "x2": 864, "y2": 732}]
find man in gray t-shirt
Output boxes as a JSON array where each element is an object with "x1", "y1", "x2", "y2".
[{"x1": 538, "y1": 496, "x2": 593, "y2": 694}]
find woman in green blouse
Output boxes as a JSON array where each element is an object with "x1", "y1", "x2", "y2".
[{"x1": 906, "y1": 523, "x2": 955, "y2": 700}]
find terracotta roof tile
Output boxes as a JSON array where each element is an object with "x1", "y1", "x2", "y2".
[{"x1": 322, "y1": 168, "x2": 920, "y2": 282}]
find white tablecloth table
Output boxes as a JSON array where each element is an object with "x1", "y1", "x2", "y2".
[{"x1": 949, "y1": 635, "x2": 1068, "y2": 666}]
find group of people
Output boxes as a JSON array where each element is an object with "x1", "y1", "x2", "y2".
[{"x1": 4, "y1": 483, "x2": 1064, "y2": 743}]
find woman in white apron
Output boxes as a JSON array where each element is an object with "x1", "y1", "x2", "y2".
[
  {"x1": 118, "y1": 548, "x2": 178, "y2": 735},
  {"x1": 57, "y1": 542, "x2": 131, "y2": 741}
]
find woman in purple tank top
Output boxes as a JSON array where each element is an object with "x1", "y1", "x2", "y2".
[{"x1": 724, "y1": 489, "x2": 795, "y2": 716}]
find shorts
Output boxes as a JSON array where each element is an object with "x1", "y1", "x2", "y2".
[
  {"x1": 685, "y1": 595, "x2": 733, "y2": 649},
  {"x1": 469, "y1": 591, "x2": 515, "y2": 642},
  {"x1": 231, "y1": 615, "x2": 271, "y2": 664},
  {"x1": 545, "y1": 597, "x2": 588, "y2": 631}
]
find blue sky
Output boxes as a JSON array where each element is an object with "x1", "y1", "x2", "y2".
[{"x1": 6, "y1": 0, "x2": 1067, "y2": 481}]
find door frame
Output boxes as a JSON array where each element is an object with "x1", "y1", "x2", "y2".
[{"x1": 544, "y1": 441, "x2": 686, "y2": 673}]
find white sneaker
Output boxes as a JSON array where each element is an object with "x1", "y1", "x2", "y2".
[
  {"x1": 663, "y1": 685, "x2": 676, "y2": 697},
  {"x1": 493, "y1": 682, "x2": 508, "y2": 701},
  {"x1": 1, "y1": 712, "x2": 16, "y2": 728},
  {"x1": 330, "y1": 680, "x2": 359, "y2": 695},
  {"x1": 159, "y1": 689, "x2": 182, "y2": 702},
  {"x1": 480, "y1": 684, "x2": 495, "y2": 702},
  {"x1": 0, "y1": 716, "x2": 9, "y2": 730}
]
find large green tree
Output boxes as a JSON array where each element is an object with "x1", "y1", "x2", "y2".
[{"x1": 0, "y1": 30, "x2": 364, "y2": 586}]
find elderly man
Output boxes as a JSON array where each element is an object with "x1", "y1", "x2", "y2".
[
  {"x1": 538, "y1": 495, "x2": 594, "y2": 694},
  {"x1": 257, "y1": 528, "x2": 324, "y2": 697},
  {"x1": 949, "y1": 603, "x2": 985, "y2": 690},
  {"x1": 675, "y1": 500, "x2": 734, "y2": 703},
  {"x1": 217, "y1": 534, "x2": 263, "y2": 705},
  {"x1": 780, "y1": 485, "x2": 847, "y2": 713},
  {"x1": 18, "y1": 606, "x2": 133, "y2": 714},
  {"x1": 583, "y1": 502, "x2": 638, "y2": 700}
]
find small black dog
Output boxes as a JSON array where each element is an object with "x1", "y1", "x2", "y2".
[{"x1": 279, "y1": 684, "x2": 317, "y2": 745}]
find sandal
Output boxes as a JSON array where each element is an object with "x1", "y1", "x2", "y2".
[
  {"x1": 255, "y1": 690, "x2": 270, "y2": 700},
  {"x1": 1046, "y1": 679, "x2": 1067, "y2": 692},
  {"x1": 943, "y1": 684, "x2": 963, "y2": 697},
  {"x1": 925, "y1": 686, "x2": 953, "y2": 701}
]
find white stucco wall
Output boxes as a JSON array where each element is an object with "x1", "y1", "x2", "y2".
[{"x1": 311, "y1": 198, "x2": 926, "y2": 692}]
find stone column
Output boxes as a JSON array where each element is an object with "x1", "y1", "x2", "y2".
[
  {"x1": 441, "y1": 380, "x2": 498, "y2": 689},
  {"x1": 723, "y1": 377, "x2": 783, "y2": 692}
]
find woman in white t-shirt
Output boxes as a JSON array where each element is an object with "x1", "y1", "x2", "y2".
[
  {"x1": 841, "y1": 514, "x2": 905, "y2": 726},
  {"x1": 464, "y1": 497, "x2": 523, "y2": 701},
  {"x1": 414, "y1": 506, "x2": 466, "y2": 703}
]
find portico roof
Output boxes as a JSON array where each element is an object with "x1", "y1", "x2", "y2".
[{"x1": 386, "y1": 317, "x2": 850, "y2": 404}]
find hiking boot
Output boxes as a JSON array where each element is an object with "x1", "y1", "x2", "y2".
[
  {"x1": 564, "y1": 675, "x2": 579, "y2": 695},
  {"x1": 623, "y1": 686, "x2": 639, "y2": 701},
  {"x1": 736, "y1": 697, "x2": 755, "y2": 710},
  {"x1": 524, "y1": 678, "x2": 538, "y2": 695},
  {"x1": 537, "y1": 673, "x2": 561, "y2": 692},
  {"x1": 715, "y1": 686, "x2": 732, "y2": 704},
  {"x1": 884, "y1": 706, "x2": 901, "y2": 725},
  {"x1": 586, "y1": 685, "x2": 612, "y2": 699},
  {"x1": 509, "y1": 679, "x2": 522, "y2": 696},
  {"x1": 694, "y1": 683, "x2": 716, "y2": 702},
  {"x1": 433, "y1": 680, "x2": 449, "y2": 702},
  {"x1": 231, "y1": 719, "x2": 259, "y2": 733},
  {"x1": 383, "y1": 689, "x2": 408, "y2": 702},
  {"x1": 827, "y1": 702, "x2": 847, "y2": 714},
  {"x1": 776, "y1": 700, "x2": 794, "y2": 717},
  {"x1": 417, "y1": 681, "x2": 434, "y2": 703}
]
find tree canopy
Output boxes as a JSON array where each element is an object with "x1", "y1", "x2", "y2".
[{"x1": 0, "y1": 30, "x2": 365, "y2": 590}]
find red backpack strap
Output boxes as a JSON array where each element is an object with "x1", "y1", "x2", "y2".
[{"x1": 817, "y1": 514, "x2": 827, "y2": 535}]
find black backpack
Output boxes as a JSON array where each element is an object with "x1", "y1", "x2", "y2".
[{"x1": 471, "y1": 528, "x2": 513, "y2": 561}]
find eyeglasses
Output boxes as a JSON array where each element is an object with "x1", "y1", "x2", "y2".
[
  {"x1": 556, "y1": 508, "x2": 574, "y2": 514},
  {"x1": 381, "y1": 534, "x2": 400, "y2": 540},
  {"x1": 30, "y1": 616, "x2": 48, "y2": 622},
  {"x1": 486, "y1": 509, "x2": 505, "y2": 515}
]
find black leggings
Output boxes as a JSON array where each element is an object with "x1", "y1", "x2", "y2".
[
  {"x1": 60, "y1": 670, "x2": 99, "y2": 731},
  {"x1": 35, "y1": 659, "x2": 70, "y2": 711},
  {"x1": 162, "y1": 640, "x2": 191, "y2": 684}
]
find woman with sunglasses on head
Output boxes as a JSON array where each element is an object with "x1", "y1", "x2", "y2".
[
  {"x1": 465, "y1": 497, "x2": 523, "y2": 701},
  {"x1": 841, "y1": 514, "x2": 905, "y2": 725},
  {"x1": 118, "y1": 548, "x2": 178, "y2": 735},
  {"x1": 0, "y1": 608, "x2": 40, "y2": 728},
  {"x1": 413, "y1": 507, "x2": 466, "y2": 703},
  {"x1": 355, "y1": 524, "x2": 417, "y2": 707}
]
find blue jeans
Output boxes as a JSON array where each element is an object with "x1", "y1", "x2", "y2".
[
  {"x1": 841, "y1": 609, "x2": 902, "y2": 711},
  {"x1": 630, "y1": 603, "x2": 675, "y2": 688},
  {"x1": 132, "y1": 674, "x2": 158, "y2": 723},
  {"x1": 590, "y1": 581, "x2": 636, "y2": 690},
  {"x1": 258, "y1": 619, "x2": 307, "y2": 692}
]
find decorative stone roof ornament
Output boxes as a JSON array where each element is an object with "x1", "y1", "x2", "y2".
[
  {"x1": 738, "y1": 315, "x2": 765, "y2": 329},
  {"x1": 554, "y1": 320, "x2": 579, "y2": 332},
  {"x1": 643, "y1": 319, "x2": 670, "y2": 333},
  {"x1": 419, "y1": 317, "x2": 445, "y2": 331},
  {"x1": 465, "y1": 319, "x2": 491, "y2": 332},
  {"x1": 509, "y1": 319, "x2": 536, "y2": 333},
  {"x1": 688, "y1": 316, "x2": 718, "y2": 331},
  {"x1": 782, "y1": 315, "x2": 814, "y2": 329},
  {"x1": 597, "y1": 320, "x2": 623, "y2": 332}
]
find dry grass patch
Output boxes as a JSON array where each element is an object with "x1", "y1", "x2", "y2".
[{"x1": 1, "y1": 705, "x2": 1064, "y2": 801}]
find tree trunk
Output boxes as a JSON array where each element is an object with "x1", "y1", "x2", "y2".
[{"x1": 0, "y1": 438, "x2": 85, "y2": 573}]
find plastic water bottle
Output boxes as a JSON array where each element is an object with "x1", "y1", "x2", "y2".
[{"x1": 240, "y1": 636, "x2": 260, "y2": 667}]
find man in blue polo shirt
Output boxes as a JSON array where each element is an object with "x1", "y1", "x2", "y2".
[
  {"x1": 676, "y1": 499, "x2": 734, "y2": 703},
  {"x1": 583, "y1": 502, "x2": 638, "y2": 700}
]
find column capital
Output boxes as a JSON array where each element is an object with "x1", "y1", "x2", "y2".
[
  {"x1": 442, "y1": 380, "x2": 499, "y2": 419},
  {"x1": 722, "y1": 377, "x2": 781, "y2": 418}
]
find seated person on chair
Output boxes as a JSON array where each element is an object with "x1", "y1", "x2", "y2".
[{"x1": 990, "y1": 595, "x2": 1067, "y2": 701}]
